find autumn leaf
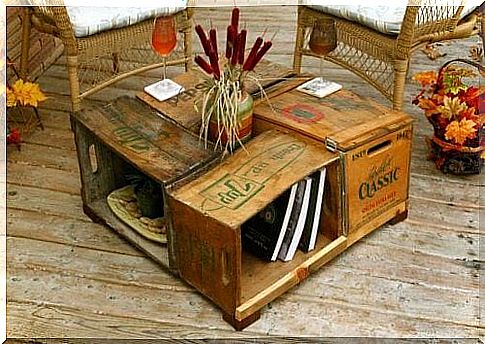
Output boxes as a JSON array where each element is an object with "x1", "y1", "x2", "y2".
[
  {"x1": 12, "y1": 79, "x2": 47, "y2": 107},
  {"x1": 445, "y1": 118, "x2": 477, "y2": 145},
  {"x1": 422, "y1": 44, "x2": 446, "y2": 61},
  {"x1": 442, "y1": 66, "x2": 476, "y2": 95},
  {"x1": 413, "y1": 71, "x2": 438, "y2": 87},
  {"x1": 438, "y1": 96, "x2": 467, "y2": 120},
  {"x1": 417, "y1": 98, "x2": 440, "y2": 117}
]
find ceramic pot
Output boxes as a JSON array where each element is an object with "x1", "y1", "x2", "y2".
[{"x1": 208, "y1": 91, "x2": 254, "y2": 148}]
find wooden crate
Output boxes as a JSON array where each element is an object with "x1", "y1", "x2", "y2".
[
  {"x1": 136, "y1": 60, "x2": 296, "y2": 134},
  {"x1": 167, "y1": 130, "x2": 347, "y2": 329},
  {"x1": 70, "y1": 96, "x2": 219, "y2": 273},
  {"x1": 253, "y1": 86, "x2": 413, "y2": 242}
]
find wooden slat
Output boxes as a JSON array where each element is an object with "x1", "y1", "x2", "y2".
[
  {"x1": 73, "y1": 96, "x2": 218, "y2": 185},
  {"x1": 7, "y1": 300, "x2": 250, "y2": 339},
  {"x1": 7, "y1": 163, "x2": 80, "y2": 195},
  {"x1": 23, "y1": 126, "x2": 76, "y2": 151},
  {"x1": 6, "y1": 183, "x2": 87, "y2": 221},
  {"x1": 7, "y1": 143, "x2": 80, "y2": 173},
  {"x1": 237, "y1": 235, "x2": 347, "y2": 320},
  {"x1": 7, "y1": 208, "x2": 141, "y2": 256},
  {"x1": 170, "y1": 130, "x2": 338, "y2": 228}
]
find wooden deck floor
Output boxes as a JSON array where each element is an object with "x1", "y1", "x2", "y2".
[{"x1": 6, "y1": 6, "x2": 484, "y2": 339}]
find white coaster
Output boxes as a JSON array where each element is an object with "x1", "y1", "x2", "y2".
[
  {"x1": 144, "y1": 79, "x2": 185, "y2": 102},
  {"x1": 296, "y1": 77, "x2": 342, "y2": 98}
]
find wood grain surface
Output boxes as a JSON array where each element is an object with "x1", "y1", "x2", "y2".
[{"x1": 6, "y1": 5, "x2": 483, "y2": 339}]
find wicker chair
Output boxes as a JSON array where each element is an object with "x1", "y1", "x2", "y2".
[
  {"x1": 20, "y1": 2, "x2": 194, "y2": 112},
  {"x1": 293, "y1": 2, "x2": 480, "y2": 110}
]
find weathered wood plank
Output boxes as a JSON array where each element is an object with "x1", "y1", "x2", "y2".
[
  {"x1": 7, "y1": 208, "x2": 141, "y2": 256},
  {"x1": 409, "y1": 174, "x2": 480, "y2": 205},
  {"x1": 23, "y1": 126, "x2": 76, "y2": 151},
  {"x1": 7, "y1": 265, "x2": 236, "y2": 332},
  {"x1": 6, "y1": 184, "x2": 87, "y2": 221},
  {"x1": 7, "y1": 163, "x2": 80, "y2": 195},
  {"x1": 332, "y1": 238, "x2": 479, "y2": 293},
  {"x1": 7, "y1": 143, "x2": 79, "y2": 173},
  {"x1": 407, "y1": 197, "x2": 479, "y2": 233},
  {"x1": 8, "y1": 237, "x2": 182, "y2": 289},
  {"x1": 7, "y1": 300, "x2": 251, "y2": 339},
  {"x1": 8, "y1": 256, "x2": 479, "y2": 337},
  {"x1": 361, "y1": 220, "x2": 480, "y2": 260},
  {"x1": 35, "y1": 108, "x2": 72, "y2": 131}
]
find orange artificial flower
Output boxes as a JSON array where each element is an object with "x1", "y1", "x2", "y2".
[
  {"x1": 444, "y1": 118, "x2": 477, "y2": 145},
  {"x1": 11, "y1": 79, "x2": 47, "y2": 107}
]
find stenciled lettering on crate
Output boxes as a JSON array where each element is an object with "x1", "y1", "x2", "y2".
[
  {"x1": 199, "y1": 141, "x2": 306, "y2": 211},
  {"x1": 344, "y1": 127, "x2": 412, "y2": 233},
  {"x1": 253, "y1": 86, "x2": 413, "y2": 237}
]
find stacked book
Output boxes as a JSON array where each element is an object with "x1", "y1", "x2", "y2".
[{"x1": 242, "y1": 168, "x2": 327, "y2": 262}]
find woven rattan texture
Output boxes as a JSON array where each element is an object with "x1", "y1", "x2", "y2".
[
  {"x1": 22, "y1": 5, "x2": 193, "y2": 111},
  {"x1": 294, "y1": 4, "x2": 478, "y2": 109}
]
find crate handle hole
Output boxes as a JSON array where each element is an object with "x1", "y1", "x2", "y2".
[
  {"x1": 221, "y1": 250, "x2": 230, "y2": 286},
  {"x1": 367, "y1": 140, "x2": 391, "y2": 156},
  {"x1": 88, "y1": 144, "x2": 98, "y2": 173}
]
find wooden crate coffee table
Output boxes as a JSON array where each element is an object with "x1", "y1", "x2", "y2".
[
  {"x1": 134, "y1": 67, "x2": 413, "y2": 330},
  {"x1": 71, "y1": 64, "x2": 412, "y2": 331}
]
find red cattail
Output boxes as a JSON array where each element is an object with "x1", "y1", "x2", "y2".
[
  {"x1": 248, "y1": 40, "x2": 272, "y2": 71},
  {"x1": 209, "y1": 28, "x2": 218, "y2": 58},
  {"x1": 208, "y1": 48, "x2": 221, "y2": 80},
  {"x1": 231, "y1": 7, "x2": 240, "y2": 32},
  {"x1": 195, "y1": 24, "x2": 212, "y2": 57},
  {"x1": 238, "y1": 29, "x2": 247, "y2": 65},
  {"x1": 194, "y1": 55, "x2": 213, "y2": 75},
  {"x1": 230, "y1": 32, "x2": 241, "y2": 66},
  {"x1": 242, "y1": 36, "x2": 263, "y2": 71},
  {"x1": 225, "y1": 25, "x2": 233, "y2": 59}
]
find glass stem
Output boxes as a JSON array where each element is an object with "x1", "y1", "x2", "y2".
[
  {"x1": 163, "y1": 56, "x2": 167, "y2": 80},
  {"x1": 320, "y1": 57, "x2": 324, "y2": 81}
]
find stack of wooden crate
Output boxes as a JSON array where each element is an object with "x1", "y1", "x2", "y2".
[{"x1": 71, "y1": 67, "x2": 413, "y2": 330}]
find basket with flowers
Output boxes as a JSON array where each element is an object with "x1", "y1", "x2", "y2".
[
  {"x1": 413, "y1": 58, "x2": 484, "y2": 174},
  {"x1": 193, "y1": 7, "x2": 273, "y2": 154}
]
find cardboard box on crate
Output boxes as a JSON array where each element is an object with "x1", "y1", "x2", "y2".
[
  {"x1": 167, "y1": 130, "x2": 347, "y2": 329},
  {"x1": 253, "y1": 86, "x2": 413, "y2": 243}
]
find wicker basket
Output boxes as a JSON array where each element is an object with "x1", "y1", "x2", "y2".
[{"x1": 426, "y1": 58, "x2": 484, "y2": 175}]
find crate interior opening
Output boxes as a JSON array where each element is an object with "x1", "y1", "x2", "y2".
[
  {"x1": 93, "y1": 153, "x2": 167, "y2": 231},
  {"x1": 240, "y1": 159, "x2": 342, "y2": 303}
]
